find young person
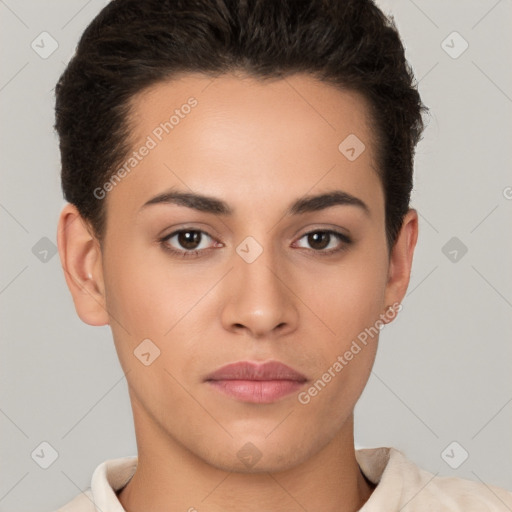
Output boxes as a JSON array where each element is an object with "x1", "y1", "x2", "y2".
[{"x1": 53, "y1": 0, "x2": 512, "y2": 510}]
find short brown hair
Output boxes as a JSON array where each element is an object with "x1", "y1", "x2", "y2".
[{"x1": 54, "y1": 0, "x2": 428, "y2": 250}]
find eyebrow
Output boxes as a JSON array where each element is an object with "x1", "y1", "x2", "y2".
[{"x1": 138, "y1": 188, "x2": 370, "y2": 217}]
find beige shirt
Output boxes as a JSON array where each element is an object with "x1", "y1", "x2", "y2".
[{"x1": 53, "y1": 446, "x2": 512, "y2": 511}]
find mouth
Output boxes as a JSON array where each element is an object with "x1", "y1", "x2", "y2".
[{"x1": 205, "y1": 360, "x2": 308, "y2": 404}]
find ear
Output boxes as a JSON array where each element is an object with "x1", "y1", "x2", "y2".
[
  {"x1": 57, "y1": 203, "x2": 109, "y2": 326},
  {"x1": 382, "y1": 208, "x2": 418, "y2": 321}
]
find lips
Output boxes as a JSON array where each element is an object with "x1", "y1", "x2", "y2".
[
  {"x1": 205, "y1": 361, "x2": 308, "y2": 404},
  {"x1": 205, "y1": 361, "x2": 307, "y2": 382}
]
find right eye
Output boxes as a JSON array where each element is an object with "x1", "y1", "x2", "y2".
[{"x1": 159, "y1": 228, "x2": 221, "y2": 258}]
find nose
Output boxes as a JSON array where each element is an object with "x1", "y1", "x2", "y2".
[{"x1": 220, "y1": 243, "x2": 299, "y2": 339}]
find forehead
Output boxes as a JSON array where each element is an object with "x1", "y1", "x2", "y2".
[
  {"x1": 106, "y1": 72, "x2": 382, "y2": 221},
  {"x1": 128, "y1": 72, "x2": 375, "y2": 149}
]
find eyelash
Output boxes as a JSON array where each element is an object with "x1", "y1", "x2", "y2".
[{"x1": 158, "y1": 228, "x2": 352, "y2": 259}]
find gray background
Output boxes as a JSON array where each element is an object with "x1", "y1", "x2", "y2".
[{"x1": 1, "y1": 0, "x2": 511, "y2": 510}]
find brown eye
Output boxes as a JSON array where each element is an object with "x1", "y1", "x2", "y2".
[
  {"x1": 307, "y1": 231, "x2": 331, "y2": 250},
  {"x1": 176, "y1": 230, "x2": 202, "y2": 250},
  {"x1": 160, "y1": 229, "x2": 217, "y2": 257},
  {"x1": 295, "y1": 229, "x2": 352, "y2": 255}
]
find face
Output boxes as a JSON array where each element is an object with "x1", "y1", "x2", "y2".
[{"x1": 59, "y1": 72, "x2": 417, "y2": 473}]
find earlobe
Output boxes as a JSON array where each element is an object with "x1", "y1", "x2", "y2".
[
  {"x1": 383, "y1": 208, "x2": 419, "y2": 315},
  {"x1": 57, "y1": 203, "x2": 110, "y2": 327}
]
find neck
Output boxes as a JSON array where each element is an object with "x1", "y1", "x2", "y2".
[{"x1": 118, "y1": 399, "x2": 375, "y2": 512}]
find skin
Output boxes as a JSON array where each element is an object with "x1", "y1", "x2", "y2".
[{"x1": 57, "y1": 72, "x2": 418, "y2": 512}]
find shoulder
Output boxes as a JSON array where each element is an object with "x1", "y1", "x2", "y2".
[
  {"x1": 50, "y1": 455, "x2": 137, "y2": 512},
  {"x1": 422, "y1": 474, "x2": 512, "y2": 511},
  {"x1": 50, "y1": 489, "x2": 95, "y2": 512},
  {"x1": 357, "y1": 446, "x2": 512, "y2": 511}
]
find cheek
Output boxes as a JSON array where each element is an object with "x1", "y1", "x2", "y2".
[
  {"x1": 102, "y1": 247, "x2": 208, "y2": 397},
  {"x1": 292, "y1": 239, "x2": 388, "y2": 412},
  {"x1": 103, "y1": 244, "x2": 224, "y2": 387},
  {"x1": 104, "y1": 243, "x2": 203, "y2": 337},
  {"x1": 296, "y1": 249, "x2": 389, "y2": 345},
  {"x1": 295, "y1": 259, "x2": 384, "y2": 428}
]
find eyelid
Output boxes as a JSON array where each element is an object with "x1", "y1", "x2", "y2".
[
  {"x1": 293, "y1": 222, "x2": 352, "y2": 239},
  {"x1": 158, "y1": 222, "x2": 223, "y2": 241}
]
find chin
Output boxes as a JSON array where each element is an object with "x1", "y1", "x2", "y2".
[{"x1": 194, "y1": 435, "x2": 315, "y2": 474}]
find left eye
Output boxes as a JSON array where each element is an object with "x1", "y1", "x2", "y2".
[{"x1": 294, "y1": 230, "x2": 351, "y2": 253}]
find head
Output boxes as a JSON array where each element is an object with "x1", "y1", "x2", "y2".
[{"x1": 55, "y1": 0, "x2": 426, "y2": 472}]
